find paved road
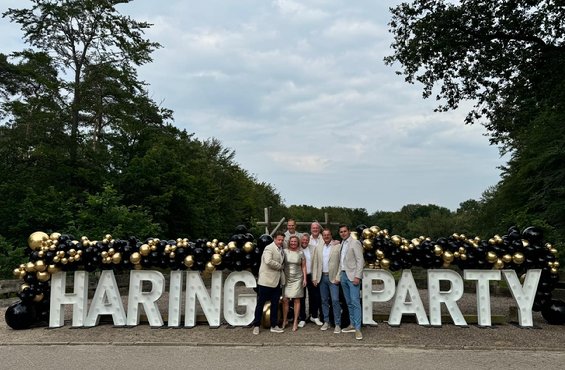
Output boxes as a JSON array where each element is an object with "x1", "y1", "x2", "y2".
[{"x1": 0, "y1": 344, "x2": 563, "y2": 370}]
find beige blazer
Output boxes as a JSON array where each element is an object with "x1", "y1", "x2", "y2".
[
  {"x1": 311, "y1": 243, "x2": 342, "y2": 284},
  {"x1": 341, "y1": 238, "x2": 364, "y2": 281},
  {"x1": 257, "y1": 242, "x2": 286, "y2": 288},
  {"x1": 306, "y1": 235, "x2": 324, "y2": 273}
]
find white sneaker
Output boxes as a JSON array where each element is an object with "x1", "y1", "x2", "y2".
[
  {"x1": 270, "y1": 326, "x2": 284, "y2": 333},
  {"x1": 298, "y1": 320, "x2": 306, "y2": 328},
  {"x1": 252, "y1": 326, "x2": 259, "y2": 335},
  {"x1": 341, "y1": 325, "x2": 355, "y2": 333},
  {"x1": 310, "y1": 317, "x2": 323, "y2": 326},
  {"x1": 333, "y1": 325, "x2": 341, "y2": 334},
  {"x1": 320, "y1": 322, "x2": 329, "y2": 331}
]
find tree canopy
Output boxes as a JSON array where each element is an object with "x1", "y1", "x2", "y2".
[
  {"x1": 385, "y1": 0, "x2": 565, "y2": 247},
  {"x1": 0, "y1": 0, "x2": 284, "y2": 277}
]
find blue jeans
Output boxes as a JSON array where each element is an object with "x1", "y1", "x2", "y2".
[
  {"x1": 341, "y1": 271, "x2": 361, "y2": 330},
  {"x1": 319, "y1": 274, "x2": 341, "y2": 326}
]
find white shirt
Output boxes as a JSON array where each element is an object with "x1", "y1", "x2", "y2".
[
  {"x1": 302, "y1": 247, "x2": 312, "y2": 274},
  {"x1": 340, "y1": 238, "x2": 349, "y2": 271},
  {"x1": 322, "y1": 243, "x2": 332, "y2": 273}
]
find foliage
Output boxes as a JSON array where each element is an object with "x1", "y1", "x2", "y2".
[
  {"x1": 385, "y1": 0, "x2": 565, "y2": 253},
  {"x1": 0, "y1": 0, "x2": 284, "y2": 264}
]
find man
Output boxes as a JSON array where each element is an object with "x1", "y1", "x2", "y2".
[
  {"x1": 283, "y1": 218, "x2": 302, "y2": 248},
  {"x1": 252, "y1": 232, "x2": 286, "y2": 334},
  {"x1": 338, "y1": 224, "x2": 365, "y2": 340},
  {"x1": 305, "y1": 222, "x2": 324, "y2": 325},
  {"x1": 311, "y1": 228, "x2": 342, "y2": 334},
  {"x1": 298, "y1": 232, "x2": 322, "y2": 327}
]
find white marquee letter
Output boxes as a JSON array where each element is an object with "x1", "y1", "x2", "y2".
[
  {"x1": 127, "y1": 270, "x2": 165, "y2": 327},
  {"x1": 464, "y1": 270, "x2": 500, "y2": 327},
  {"x1": 389, "y1": 270, "x2": 429, "y2": 326},
  {"x1": 49, "y1": 271, "x2": 88, "y2": 328},
  {"x1": 223, "y1": 271, "x2": 257, "y2": 326},
  {"x1": 428, "y1": 269, "x2": 467, "y2": 326},
  {"x1": 503, "y1": 269, "x2": 541, "y2": 327},
  {"x1": 185, "y1": 271, "x2": 222, "y2": 327},
  {"x1": 362, "y1": 270, "x2": 396, "y2": 326},
  {"x1": 85, "y1": 270, "x2": 126, "y2": 327},
  {"x1": 168, "y1": 270, "x2": 183, "y2": 327}
]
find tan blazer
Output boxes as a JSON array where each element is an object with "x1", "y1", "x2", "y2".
[
  {"x1": 341, "y1": 238, "x2": 364, "y2": 281},
  {"x1": 257, "y1": 242, "x2": 286, "y2": 288},
  {"x1": 311, "y1": 243, "x2": 342, "y2": 284},
  {"x1": 306, "y1": 235, "x2": 324, "y2": 273}
]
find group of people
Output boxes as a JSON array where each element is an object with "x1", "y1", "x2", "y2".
[{"x1": 251, "y1": 220, "x2": 365, "y2": 340}]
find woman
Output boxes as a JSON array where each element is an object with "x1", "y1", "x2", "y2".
[{"x1": 282, "y1": 235, "x2": 307, "y2": 331}]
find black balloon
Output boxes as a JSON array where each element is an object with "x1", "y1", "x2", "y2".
[
  {"x1": 257, "y1": 234, "x2": 273, "y2": 250},
  {"x1": 522, "y1": 226, "x2": 543, "y2": 244},
  {"x1": 5, "y1": 301, "x2": 37, "y2": 330},
  {"x1": 541, "y1": 299, "x2": 565, "y2": 325}
]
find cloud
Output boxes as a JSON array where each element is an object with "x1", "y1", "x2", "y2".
[{"x1": 0, "y1": 0, "x2": 505, "y2": 212}]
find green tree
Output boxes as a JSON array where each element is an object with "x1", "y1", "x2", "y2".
[
  {"x1": 4, "y1": 0, "x2": 160, "y2": 168},
  {"x1": 385, "y1": 1, "x2": 565, "y2": 247}
]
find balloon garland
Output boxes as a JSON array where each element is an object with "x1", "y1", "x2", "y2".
[{"x1": 4, "y1": 225, "x2": 565, "y2": 329}]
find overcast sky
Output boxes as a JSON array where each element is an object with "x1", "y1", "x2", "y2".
[{"x1": 0, "y1": 0, "x2": 505, "y2": 213}]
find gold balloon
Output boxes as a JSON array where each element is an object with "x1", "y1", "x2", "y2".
[
  {"x1": 112, "y1": 253, "x2": 122, "y2": 264},
  {"x1": 362, "y1": 228, "x2": 373, "y2": 239},
  {"x1": 50, "y1": 232, "x2": 61, "y2": 241},
  {"x1": 13, "y1": 268, "x2": 22, "y2": 278},
  {"x1": 411, "y1": 238, "x2": 420, "y2": 247},
  {"x1": 130, "y1": 252, "x2": 141, "y2": 264},
  {"x1": 205, "y1": 262, "x2": 215, "y2": 273},
  {"x1": 60, "y1": 258, "x2": 68, "y2": 265},
  {"x1": 376, "y1": 250, "x2": 384, "y2": 259},
  {"x1": 101, "y1": 251, "x2": 108, "y2": 258},
  {"x1": 261, "y1": 301, "x2": 272, "y2": 329},
  {"x1": 502, "y1": 254, "x2": 512, "y2": 263},
  {"x1": 391, "y1": 235, "x2": 402, "y2": 246},
  {"x1": 261, "y1": 300, "x2": 282, "y2": 329},
  {"x1": 488, "y1": 238, "x2": 496, "y2": 245},
  {"x1": 433, "y1": 245, "x2": 443, "y2": 256},
  {"x1": 459, "y1": 247, "x2": 466, "y2": 254},
  {"x1": 33, "y1": 293, "x2": 44, "y2": 302},
  {"x1": 351, "y1": 231, "x2": 358, "y2": 240},
  {"x1": 486, "y1": 251, "x2": 498, "y2": 263},
  {"x1": 184, "y1": 255, "x2": 194, "y2": 268},
  {"x1": 522, "y1": 239, "x2": 530, "y2": 248},
  {"x1": 20, "y1": 284, "x2": 30, "y2": 291},
  {"x1": 380, "y1": 258, "x2": 390, "y2": 269},
  {"x1": 228, "y1": 241, "x2": 237, "y2": 250},
  {"x1": 554, "y1": 261, "x2": 560, "y2": 268},
  {"x1": 139, "y1": 244, "x2": 150, "y2": 256},
  {"x1": 512, "y1": 252, "x2": 525, "y2": 265},
  {"x1": 369, "y1": 226, "x2": 380, "y2": 234},
  {"x1": 443, "y1": 251, "x2": 454, "y2": 263},
  {"x1": 36, "y1": 271, "x2": 50, "y2": 282},
  {"x1": 28, "y1": 231, "x2": 49, "y2": 250},
  {"x1": 550, "y1": 248, "x2": 558, "y2": 256},
  {"x1": 243, "y1": 241, "x2": 254, "y2": 253},
  {"x1": 35, "y1": 260, "x2": 47, "y2": 272},
  {"x1": 25, "y1": 262, "x2": 36, "y2": 273},
  {"x1": 460, "y1": 253, "x2": 467, "y2": 261},
  {"x1": 47, "y1": 264, "x2": 60, "y2": 274},
  {"x1": 494, "y1": 259, "x2": 504, "y2": 270},
  {"x1": 211, "y1": 253, "x2": 222, "y2": 266},
  {"x1": 453, "y1": 251, "x2": 460, "y2": 259},
  {"x1": 551, "y1": 267, "x2": 559, "y2": 274},
  {"x1": 362, "y1": 239, "x2": 373, "y2": 250}
]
